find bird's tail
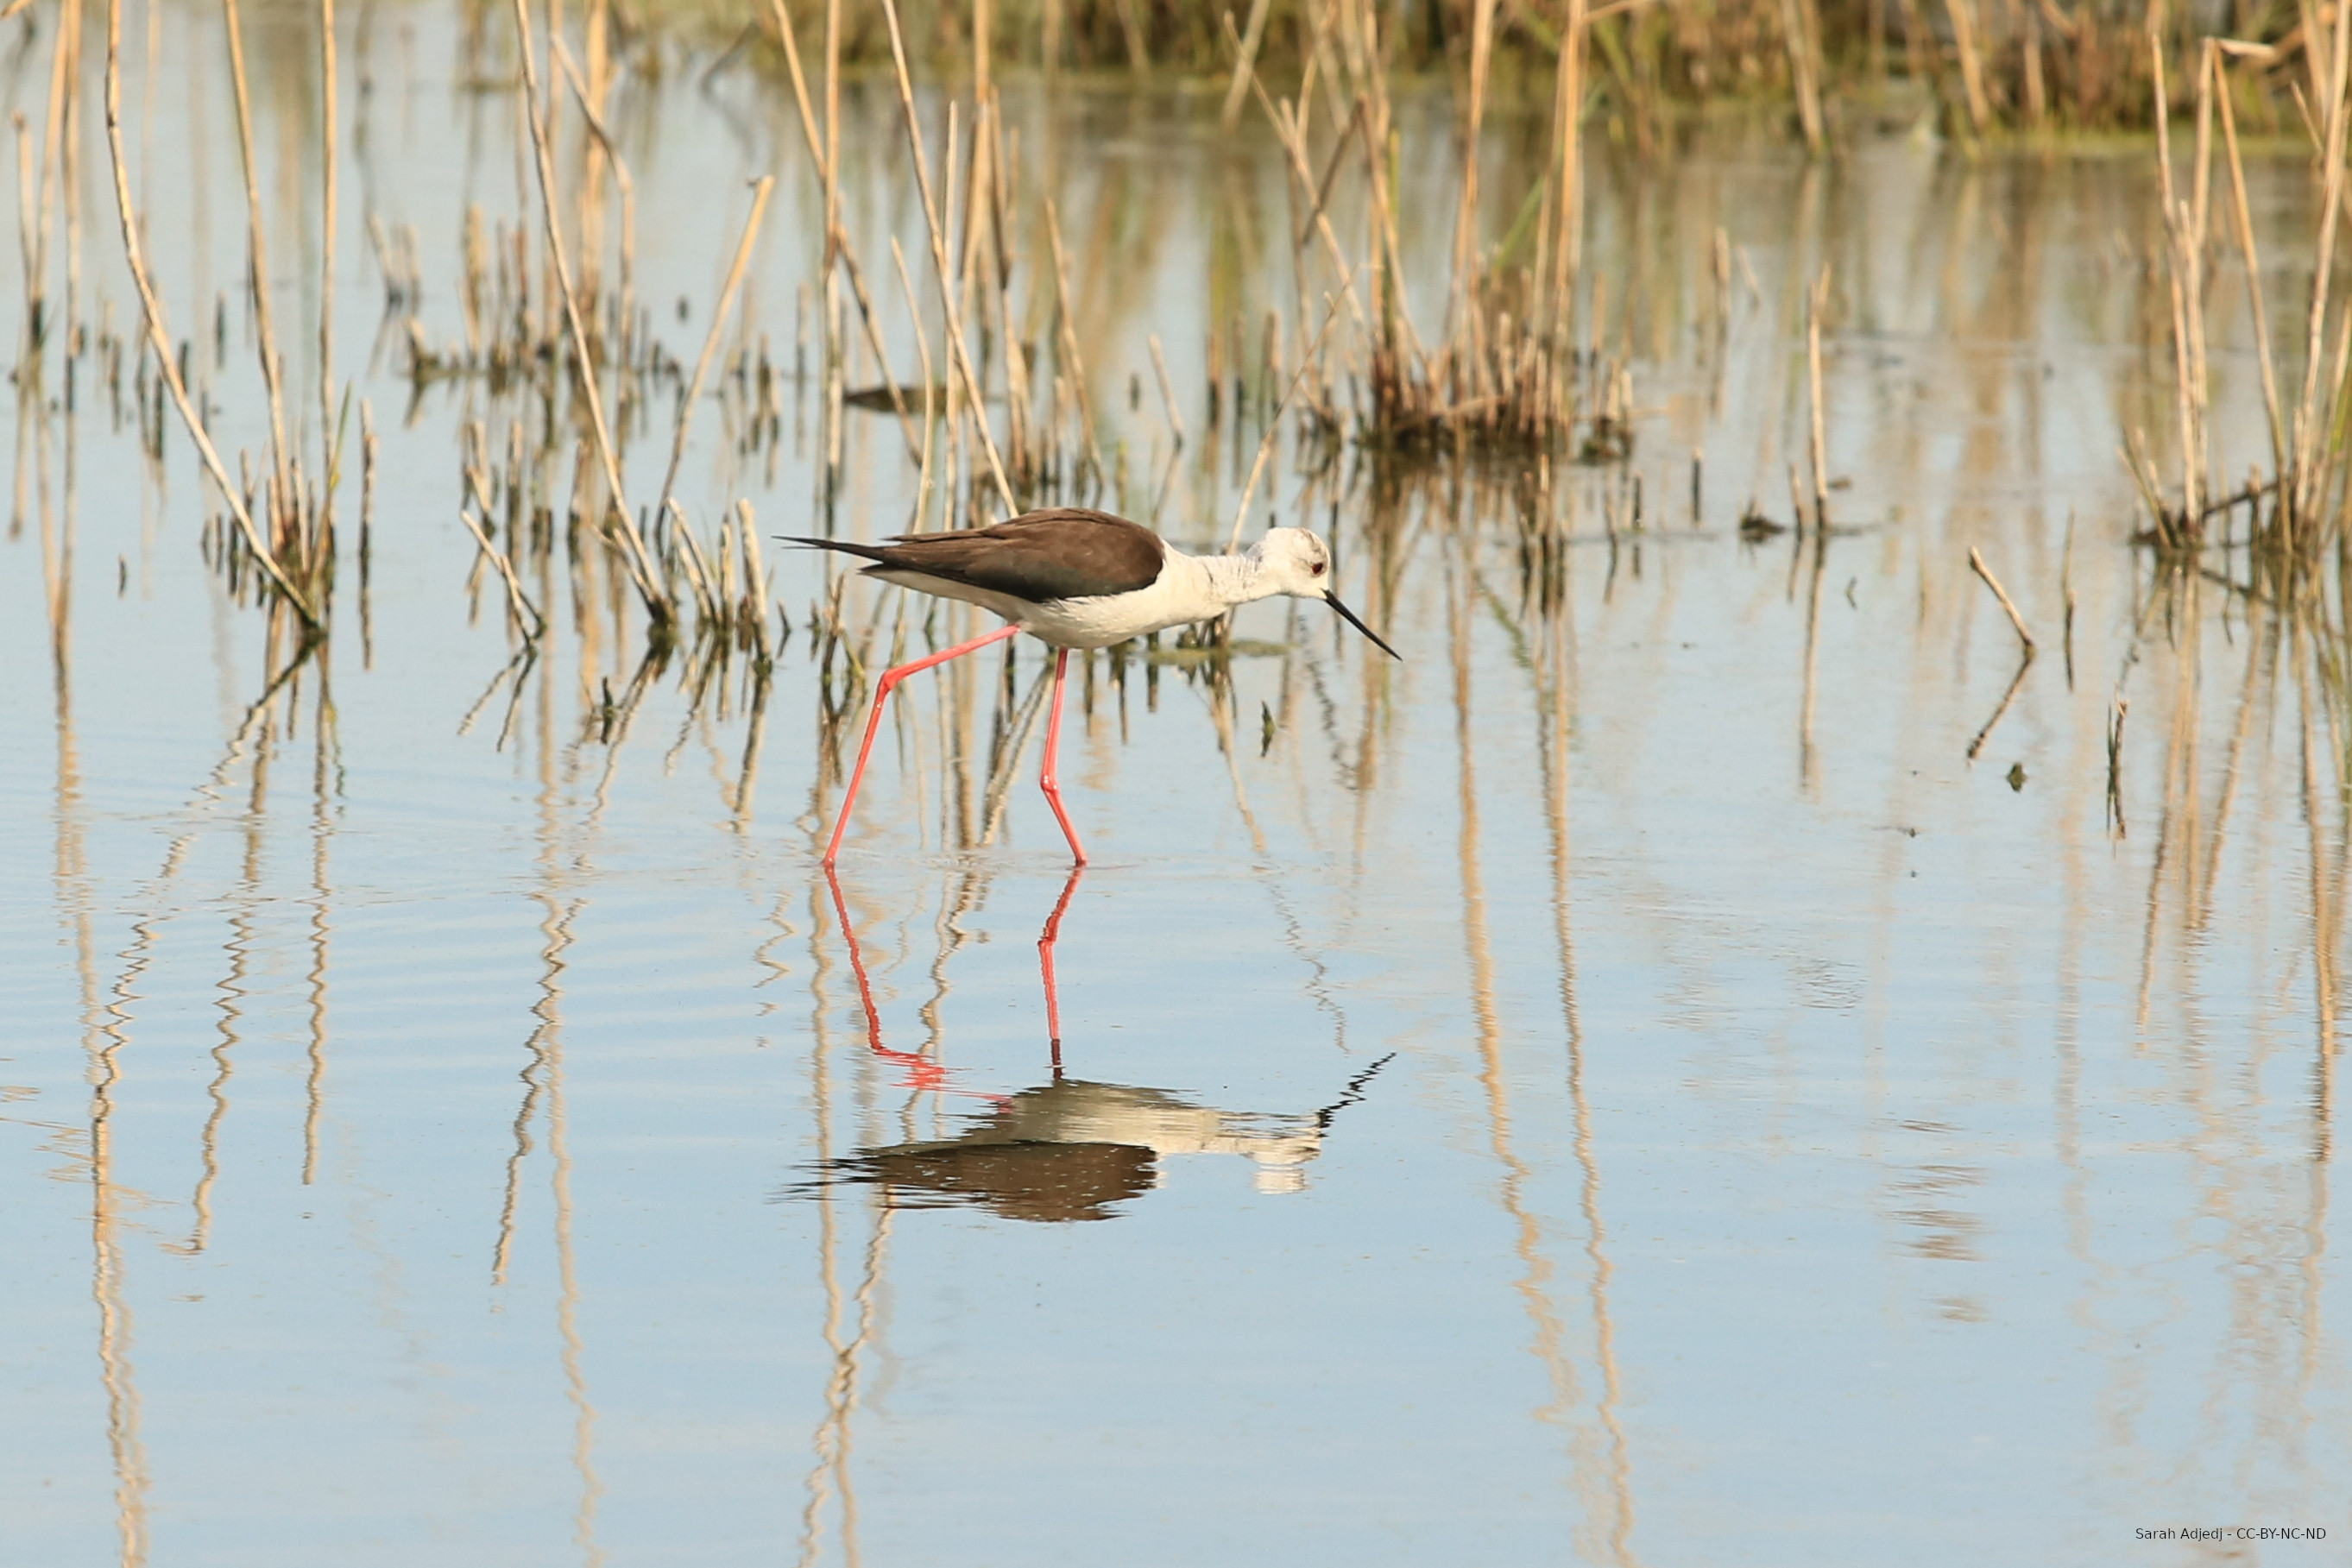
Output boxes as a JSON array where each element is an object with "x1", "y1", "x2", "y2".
[{"x1": 779, "y1": 535, "x2": 893, "y2": 565}]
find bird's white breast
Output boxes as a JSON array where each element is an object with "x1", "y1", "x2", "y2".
[{"x1": 877, "y1": 550, "x2": 1233, "y2": 650}]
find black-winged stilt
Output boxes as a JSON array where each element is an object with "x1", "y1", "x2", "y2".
[{"x1": 789, "y1": 506, "x2": 1398, "y2": 866}]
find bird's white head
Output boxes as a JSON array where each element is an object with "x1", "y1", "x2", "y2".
[
  {"x1": 1247, "y1": 527, "x2": 1339, "y2": 595},
  {"x1": 1248, "y1": 527, "x2": 1400, "y2": 658}
]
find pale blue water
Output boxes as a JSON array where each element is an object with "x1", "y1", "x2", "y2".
[{"x1": 3, "y1": 8, "x2": 2346, "y2": 1565}]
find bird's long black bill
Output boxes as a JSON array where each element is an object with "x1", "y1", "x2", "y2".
[{"x1": 1326, "y1": 593, "x2": 1400, "y2": 659}]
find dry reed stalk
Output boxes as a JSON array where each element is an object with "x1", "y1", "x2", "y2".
[
  {"x1": 319, "y1": 0, "x2": 338, "y2": 488},
  {"x1": 12, "y1": 116, "x2": 33, "y2": 346},
  {"x1": 1112, "y1": 0, "x2": 1149, "y2": 71},
  {"x1": 878, "y1": 0, "x2": 1017, "y2": 516},
  {"x1": 100, "y1": 0, "x2": 317, "y2": 626},
  {"x1": 764, "y1": 0, "x2": 923, "y2": 463},
  {"x1": 1947, "y1": 0, "x2": 1993, "y2": 138},
  {"x1": 507, "y1": 0, "x2": 671, "y2": 622},
  {"x1": 888, "y1": 235, "x2": 939, "y2": 512},
  {"x1": 1222, "y1": 40, "x2": 1367, "y2": 336},
  {"x1": 1296, "y1": 97, "x2": 1365, "y2": 253},
  {"x1": 1780, "y1": 0, "x2": 1827, "y2": 151},
  {"x1": 940, "y1": 104, "x2": 974, "y2": 511},
  {"x1": 953, "y1": 96, "x2": 996, "y2": 355},
  {"x1": 2300, "y1": 0, "x2": 2333, "y2": 117},
  {"x1": 653, "y1": 176, "x2": 774, "y2": 534},
  {"x1": 2021, "y1": 1, "x2": 2046, "y2": 128},
  {"x1": 1542, "y1": 0, "x2": 1587, "y2": 344},
  {"x1": 1969, "y1": 547, "x2": 2037, "y2": 654},
  {"x1": 1449, "y1": 0, "x2": 1499, "y2": 381},
  {"x1": 28, "y1": 0, "x2": 71, "y2": 349},
  {"x1": 1222, "y1": 0, "x2": 1276, "y2": 129},
  {"x1": 222, "y1": 0, "x2": 298, "y2": 544},
  {"x1": 1806, "y1": 265, "x2": 1830, "y2": 520},
  {"x1": 2291, "y1": 0, "x2": 2352, "y2": 519},
  {"x1": 61, "y1": 0, "x2": 85, "y2": 354},
  {"x1": 822, "y1": 0, "x2": 840, "y2": 260},
  {"x1": 1226, "y1": 280, "x2": 1353, "y2": 552},
  {"x1": 1043, "y1": 198, "x2": 1106, "y2": 487},
  {"x1": 2212, "y1": 47, "x2": 2286, "y2": 482},
  {"x1": 983, "y1": 95, "x2": 1025, "y2": 408},
  {"x1": 549, "y1": 35, "x2": 635, "y2": 348},
  {"x1": 2150, "y1": 39, "x2": 2209, "y2": 533}
]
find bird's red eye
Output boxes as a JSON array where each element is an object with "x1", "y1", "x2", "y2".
[{"x1": 1311, "y1": 561, "x2": 1327, "y2": 576}]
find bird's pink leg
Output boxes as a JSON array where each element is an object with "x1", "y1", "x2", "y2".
[
  {"x1": 1037, "y1": 647, "x2": 1088, "y2": 865},
  {"x1": 823, "y1": 622, "x2": 1021, "y2": 866}
]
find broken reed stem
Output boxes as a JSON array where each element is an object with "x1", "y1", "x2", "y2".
[
  {"x1": 653, "y1": 175, "x2": 774, "y2": 538},
  {"x1": 1964, "y1": 650, "x2": 2032, "y2": 761},
  {"x1": 460, "y1": 501, "x2": 545, "y2": 639},
  {"x1": 2105, "y1": 696, "x2": 2128, "y2": 835},
  {"x1": 738, "y1": 499, "x2": 773, "y2": 659},
  {"x1": 667, "y1": 497, "x2": 720, "y2": 615},
  {"x1": 101, "y1": 0, "x2": 317, "y2": 625},
  {"x1": 878, "y1": 0, "x2": 1018, "y2": 517},
  {"x1": 508, "y1": 0, "x2": 672, "y2": 623},
  {"x1": 1147, "y1": 332, "x2": 1186, "y2": 447},
  {"x1": 1969, "y1": 547, "x2": 2037, "y2": 655}
]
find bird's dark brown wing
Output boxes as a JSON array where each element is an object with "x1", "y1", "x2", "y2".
[
  {"x1": 781, "y1": 510, "x2": 1165, "y2": 603},
  {"x1": 873, "y1": 509, "x2": 1166, "y2": 601}
]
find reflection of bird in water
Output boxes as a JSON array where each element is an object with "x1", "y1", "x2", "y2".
[
  {"x1": 803, "y1": 867, "x2": 1389, "y2": 1222},
  {"x1": 822, "y1": 1078, "x2": 1369, "y2": 1222},
  {"x1": 787, "y1": 507, "x2": 1398, "y2": 866}
]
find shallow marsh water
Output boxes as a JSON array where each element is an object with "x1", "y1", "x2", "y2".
[{"x1": 4, "y1": 5, "x2": 2349, "y2": 1564}]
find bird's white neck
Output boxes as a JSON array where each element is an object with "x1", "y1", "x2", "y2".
[{"x1": 1186, "y1": 548, "x2": 1275, "y2": 610}]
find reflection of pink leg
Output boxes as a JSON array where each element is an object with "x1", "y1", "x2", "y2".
[
  {"x1": 826, "y1": 862, "x2": 1009, "y2": 1105},
  {"x1": 824, "y1": 864, "x2": 943, "y2": 1091},
  {"x1": 1037, "y1": 865, "x2": 1084, "y2": 1074},
  {"x1": 1038, "y1": 648, "x2": 1087, "y2": 865},
  {"x1": 823, "y1": 622, "x2": 1021, "y2": 866}
]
